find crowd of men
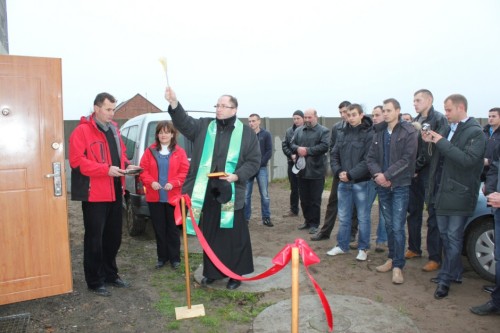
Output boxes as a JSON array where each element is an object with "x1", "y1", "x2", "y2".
[{"x1": 247, "y1": 89, "x2": 499, "y2": 314}]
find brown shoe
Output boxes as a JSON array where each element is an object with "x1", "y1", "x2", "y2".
[
  {"x1": 376, "y1": 259, "x2": 393, "y2": 273},
  {"x1": 422, "y1": 260, "x2": 440, "y2": 272},
  {"x1": 405, "y1": 250, "x2": 422, "y2": 259},
  {"x1": 282, "y1": 211, "x2": 298, "y2": 218},
  {"x1": 392, "y1": 268, "x2": 404, "y2": 284}
]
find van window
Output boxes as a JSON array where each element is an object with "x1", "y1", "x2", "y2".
[
  {"x1": 145, "y1": 122, "x2": 159, "y2": 150},
  {"x1": 121, "y1": 125, "x2": 138, "y2": 160}
]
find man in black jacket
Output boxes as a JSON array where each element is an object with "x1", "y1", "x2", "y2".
[
  {"x1": 164, "y1": 87, "x2": 261, "y2": 290},
  {"x1": 326, "y1": 104, "x2": 374, "y2": 261},
  {"x1": 311, "y1": 101, "x2": 358, "y2": 241},
  {"x1": 281, "y1": 110, "x2": 304, "y2": 217},
  {"x1": 367, "y1": 98, "x2": 418, "y2": 285},
  {"x1": 405, "y1": 89, "x2": 449, "y2": 275},
  {"x1": 291, "y1": 108, "x2": 330, "y2": 235},
  {"x1": 422, "y1": 94, "x2": 486, "y2": 299}
]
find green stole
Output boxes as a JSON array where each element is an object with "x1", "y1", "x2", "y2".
[{"x1": 186, "y1": 118, "x2": 243, "y2": 235}]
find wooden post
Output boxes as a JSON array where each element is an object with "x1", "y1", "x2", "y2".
[
  {"x1": 175, "y1": 197, "x2": 205, "y2": 320},
  {"x1": 181, "y1": 197, "x2": 191, "y2": 309},
  {"x1": 291, "y1": 247, "x2": 299, "y2": 333}
]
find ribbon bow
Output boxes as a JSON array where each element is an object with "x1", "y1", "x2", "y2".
[{"x1": 176, "y1": 194, "x2": 333, "y2": 332}]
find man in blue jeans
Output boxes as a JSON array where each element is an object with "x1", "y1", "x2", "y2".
[
  {"x1": 422, "y1": 94, "x2": 485, "y2": 299},
  {"x1": 245, "y1": 113, "x2": 273, "y2": 227},
  {"x1": 326, "y1": 104, "x2": 374, "y2": 261},
  {"x1": 366, "y1": 98, "x2": 418, "y2": 285}
]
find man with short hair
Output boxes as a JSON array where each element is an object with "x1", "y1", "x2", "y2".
[
  {"x1": 405, "y1": 89, "x2": 449, "y2": 276},
  {"x1": 401, "y1": 113, "x2": 413, "y2": 122},
  {"x1": 326, "y1": 104, "x2": 374, "y2": 261},
  {"x1": 481, "y1": 107, "x2": 500, "y2": 182},
  {"x1": 422, "y1": 94, "x2": 486, "y2": 299},
  {"x1": 292, "y1": 108, "x2": 330, "y2": 235},
  {"x1": 367, "y1": 98, "x2": 418, "y2": 284},
  {"x1": 165, "y1": 87, "x2": 261, "y2": 290},
  {"x1": 245, "y1": 113, "x2": 273, "y2": 227},
  {"x1": 70, "y1": 92, "x2": 141, "y2": 296},
  {"x1": 282, "y1": 110, "x2": 304, "y2": 218},
  {"x1": 471, "y1": 131, "x2": 500, "y2": 314},
  {"x1": 311, "y1": 101, "x2": 358, "y2": 241}
]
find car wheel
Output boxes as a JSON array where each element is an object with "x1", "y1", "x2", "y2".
[
  {"x1": 466, "y1": 219, "x2": 495, "y2": 282},
  {"x1": 126, "y1": 197, "x2": 146, "y2": 236}
]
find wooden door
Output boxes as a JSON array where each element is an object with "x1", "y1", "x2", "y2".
[{"x1": 0, "y1": 55, "x2": 72, "y2": 305}]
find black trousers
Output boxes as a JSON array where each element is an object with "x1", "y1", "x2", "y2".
[
  {"x1": 287, "y1": 162, "x2": 300, "y2": 214},
  {"x1": 318, "y1": 176, "x2": 358, "y2": 238},
  {"x1": 82, "y1": 197, "x2": 123, "y2": 289},
  {"x1": 148, "y1": 202, "x2": 181, "y2": 263},
  {"x1": 298, "y1": 177, "x2": 325, "y2": 228}
]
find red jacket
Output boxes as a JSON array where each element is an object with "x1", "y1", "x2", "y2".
[
  {"x1": 69, "y1": 115, "x2": 129, "y2": 202},
  {"x1": 139, "y1": 143, "x2": 189, "y2": 205}
]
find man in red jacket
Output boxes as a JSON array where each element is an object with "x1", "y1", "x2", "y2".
[{"x1": 69, "y1": 92, "x2": 140, "y2": 297}]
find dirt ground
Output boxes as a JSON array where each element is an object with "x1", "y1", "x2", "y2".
[{"x1": 0, "y1": 182, "x2": 498, "y2": 333}]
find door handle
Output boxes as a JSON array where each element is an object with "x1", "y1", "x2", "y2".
[{"x1": 45, "y1": 162, "x2": 63, "y2": 196}]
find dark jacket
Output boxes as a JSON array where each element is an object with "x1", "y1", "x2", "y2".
[
  {"x1": 256, "y1": 128, "x2": 273, "y2": 167},
  {"x1": 282, "y1": 124, "x2": 299, "y2": 163},
  {"x1": 414, "y1": 107, "x2": 449, "y2": 173},
  {"x1": 331, "y1": 116, "x2": 374, "y2": 183},
  {"x1": 427, "y1": 117, "x2": 486, "y2": 216},
  {"x1": 69, "y1": 115, "x2": 128, "y2": 202},
  {"x1": 168, "y1": 103, "x2": 260, "y2": 210},
  {"x1": 329, "y1": 120, "x2": 347, "y2": 153},
  {"x1": 481, "y1": 124, "x2": 500, "y2": 181},
  {"x1": 366, "y1": 121, "x2": 418, "y2": 188},
  {"x1": 291, "y1": 123, "x2": 330, "y2": 179}
]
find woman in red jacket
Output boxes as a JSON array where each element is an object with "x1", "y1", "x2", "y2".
[{"x1": 140, "y1": 121, "x2": 189, "y2": 269}]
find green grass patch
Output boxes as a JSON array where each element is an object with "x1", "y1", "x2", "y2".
[{"x1": 152, "y1": 252, "x2": 272, "y2": 332}]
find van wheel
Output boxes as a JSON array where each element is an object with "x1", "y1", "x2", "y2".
[
  {"x1": 126, "y1": 197, "x2": 146, "y2": 236},
  {"x1": 466, "y1": 219, "x2": 495, "y2": 282}
]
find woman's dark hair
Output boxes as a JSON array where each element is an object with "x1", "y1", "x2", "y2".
[{"x1": 154, "y1": 121, "x2": 177, "y2": 151}]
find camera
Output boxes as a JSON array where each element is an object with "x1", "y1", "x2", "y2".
[{"x1": 422, "y1": 123, "x2": 431, "y2": 132}]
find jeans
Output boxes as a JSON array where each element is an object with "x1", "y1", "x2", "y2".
[
  {"x1": 436, "y1": 215, "x2": 467, "y2": 287},
  {"x1": 426, "y1": 203, "x2": 442, "y2": 263},
  {"x1": 318, "y1": 177, "x2": 358, "y2": 237},
  {"x1": 245, "y1": 167, "x2": 271, "y2": 221},
  {"x1": 407, "y1": 168, "x2": 428, "y2": 254},
  {"x1": 492, "y1": 209, "x2": 500, "y2": 307},
  {"x1": 368, "y1": 181, "x2": 387, "y2": 244},
  {"x1": 336, "y1": 181, "x2": 372, "y2": 251},
  {"x1": 298, "y1": 177, "x2": 325, "y2": 228},
  {"x1": 377, "y1": 186, "x2": 410, "y2": 269},
  {"x1": 287, "y1": 162, "x2": 300, "y2": 215}
]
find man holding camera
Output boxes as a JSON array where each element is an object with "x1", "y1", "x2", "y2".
[
  {"x1": 406, "y1": 89, "x2": 449, "y2": 274},
  {"x1": 422, "y1": 94, "x2": 485, "y2": 299}
]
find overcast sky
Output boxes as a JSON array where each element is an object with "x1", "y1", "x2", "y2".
[{"x1": 6, "y1": 0, "x2": 500, "y2": 120}]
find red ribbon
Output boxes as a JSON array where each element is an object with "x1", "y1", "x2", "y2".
[{"x1": 176, "y1": 194, "x2": 333, "y2": 332}]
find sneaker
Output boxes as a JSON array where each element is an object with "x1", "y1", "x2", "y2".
[
  {"x1": 375, "y1": 242, "x2": 387, "y2": 253},
  {"x1": 405, "y1": 250, "x2": 422, "y2": 259},
  {"x1": 356, "y1": 250, "x2": 368, "y2": 261},
  {"x1": 326, "y1": 246, "x2": 345, "y2": 256},
  {"x1": 282, "y1": 211, "x2": 298, "y2": 218},
  {"x1": 422, "y1": 260, "x2": 440, "y2": 272},
  {"x1": 376, "y1": 259, "x2": 393, "y2": 272},
  {"x1": 263, "y1": 218, "x2": 274, "y2": 227},
  {"x1": 392, "y1": 268, "x2": 404, "y2": 284}
]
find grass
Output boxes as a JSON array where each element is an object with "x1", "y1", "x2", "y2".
[{"x1": 152, "y1": 252, "x2": 271, "y2": 332}]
